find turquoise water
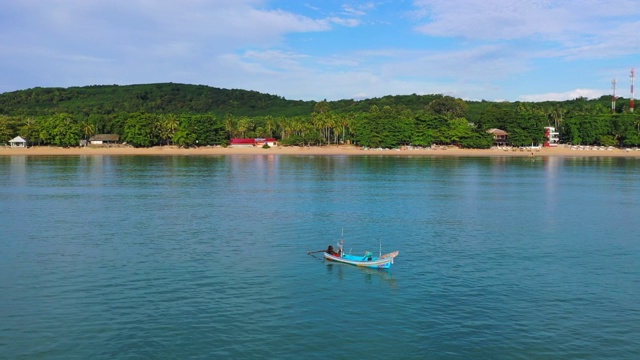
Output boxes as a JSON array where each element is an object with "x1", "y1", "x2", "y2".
[{"x1": 1, "y1": 155, "x2": 639, "y2": 359}]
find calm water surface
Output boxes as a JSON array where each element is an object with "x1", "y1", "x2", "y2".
[{"x1": 1, "y1": 155, "x2": 639, "y2": 359}]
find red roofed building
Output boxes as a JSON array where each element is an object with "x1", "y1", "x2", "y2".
[{"x1": 230, "y1": 138, "x2": 278, "y2": 147}]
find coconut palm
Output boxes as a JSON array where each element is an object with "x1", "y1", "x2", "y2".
[
  {"x1": 278, "y1": 117, "x2": 293, "y2": 140},
  {"x1": 79, "y1": 120, "x2": 96, "y2": 140},
  {"x1": 340, "y1": 113, "x2": 355, "y2": 144},
  {"x1": 236, "y1": 117, "x2": 254, "y2": 138},
  {"x1": 311, "y1": 113, "x2": 326, "y2": 143},
  {"x1": 153, "y1": 114, "x2": 177, "y2": 145},
  {"x1": 225, "y1": 114, "x2": 235, "y2": 139},
  {"x1": 163, "y1": 114, "x2": 179, "y2": 144},
  {"x1": 265, "y1": 116, "x2": 277, "y2": 138},
  {"x1": 325, "y1": 113, "x2": 337, "y2": 144}
]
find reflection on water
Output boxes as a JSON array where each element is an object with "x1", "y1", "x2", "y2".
[{"x1": 325, "y1": 262, "x2": 397, "y2": 288}]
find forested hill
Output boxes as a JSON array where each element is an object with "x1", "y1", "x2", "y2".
[
  {"x1": 2, "y1": 82, "x2": 638, "y2": 150},
  {"x1": 0, "y1": 83, "x2": 315, "y2": 117},
  {"x1": 0, "y1": 82, "x2": 627, "y2": 120},
  {"x1": 0, "y1": 83, "x2": 454, "y2": 118}
]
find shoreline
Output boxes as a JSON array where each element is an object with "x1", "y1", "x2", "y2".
[{"x1": 2, "y1": 145, "x2": 640, "y2": 158}]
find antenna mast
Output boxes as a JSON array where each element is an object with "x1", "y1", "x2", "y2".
[
  {"x1": 611, "y1": 79, "x2": 617, "y2": 113},
  {"x1": 631, "y1": 68, "x2": 636, "y2": 113}
]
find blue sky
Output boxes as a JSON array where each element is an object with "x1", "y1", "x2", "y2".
[{"x1": 1, "y1": 0, "x2": 639, "y2": 102}]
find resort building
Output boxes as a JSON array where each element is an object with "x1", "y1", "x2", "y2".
[
  {"x1": 486, "y1": 128, "x2": 509, "y2": 147},
  {"x1": 230, "y1": 138, "x2": 278, "y2": 147},
  {"x1": 9, "y1": 136, "x2": 28, "y2": 147},
  {"x1": 89, "y1": 134, "x2": 120, "y2": 145},
  {"x1": 544, "y1": 127, "x2": 560, "y2": 147}
]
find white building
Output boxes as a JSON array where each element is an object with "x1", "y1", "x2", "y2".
[
  {"x1": 544, "y1": 127, "x2": 559, "y2": 147},
  {"x1": 9, "y1": 136, "x2": 27, "y2": 147},
  {"x1": 89, "y1": 134, "x2": 120, "y2": 145}
]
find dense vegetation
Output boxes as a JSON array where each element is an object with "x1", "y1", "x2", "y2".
[{"x1": 1, "y1": 83, "x2": 639, "y2": 148}]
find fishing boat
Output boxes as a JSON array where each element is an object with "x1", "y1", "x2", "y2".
[
  {"x1": 324, "y1": 249, "x2": 399, "y2": 269},
  {"x1": 310, "y1": 231, "x2": 398, "y2": 268},
  {"x1": 307, "y1": 230, "x2": 399, "y2": 269}
]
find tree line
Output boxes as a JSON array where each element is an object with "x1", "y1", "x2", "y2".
[{"x1": 1, "y1": 84, "x2": 639, "y2": 148}]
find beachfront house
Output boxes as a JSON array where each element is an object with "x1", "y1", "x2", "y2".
[
  {"x1": 230, "y1": 138, "x2": 277, "y2": 147},
  {"x1": 9, "y1": 136, "x2": 28, "y2": 148},
  {"x1": 255, "y1": 138, "x2": 277, "y2": 147},
  {"x1": 89, "y1": 134, "x2": 120, "y2": 145},
  {"x1": 487, "y1": 128, "x2": 509, "y2": 147},
  {"x1": 230, "y1": 138, "x2": 255, "y2": 148},
  {"x1": 544, "y1": 127, "x2": 560, "y2": 147}
]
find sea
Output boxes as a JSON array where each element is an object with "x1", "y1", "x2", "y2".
[{"x1": 1, "y1": 154, "x2": 639, "y2": 359}]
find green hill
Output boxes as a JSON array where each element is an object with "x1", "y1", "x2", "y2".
[
  {"x1": 2, "y1": 82, "x2": 637, "y2": 150},
  {"x1": 0, "y1": 83, "x2": 315, "y2": 118},
  {"x1": 0, "y1": 82, "x2": 624, "y2": 123}
]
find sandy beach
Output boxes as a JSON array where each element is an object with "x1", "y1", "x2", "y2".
[{"x1": 2, "y1": 145, "x2": 640, "y2": 157}]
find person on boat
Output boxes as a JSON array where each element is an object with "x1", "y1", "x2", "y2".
[{"x1": 326, "y1": 245, "x2": 339, "y2": 256}]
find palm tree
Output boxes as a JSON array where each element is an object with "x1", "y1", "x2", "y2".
[
  {"x1": 278, "y1": 117, "x2": 292, "y2": 140},
  {"x1": 326, "y1": 113, "x2": 337, "y2": 144},
  {"x1": 311, "y1": 113, "x2": 326, "y2": 144},
  {"x1": 547, "y1": 106, "x2": 564, "y2": 129},
  {"x1": 341, "y1": 113, "x2": 355, "y2": 144},
  {"x1": 265, "y1": 116, "x2": 277, "y2": 138},
  {"x1": 162, "y1": 114, "x2": 179, "y2": 145},
  {"x1": 225, "y1": 114, "x2": 235, "y2": 139},
  {"x1": 79, "y1": 120, "x2": 95, "y2": 140},
  {"x1": 237, "y1": 117, "x2": 254, "y2": 138},
  {"x1": 301, "y1": 122, "x2": 315, "y2": 146}
]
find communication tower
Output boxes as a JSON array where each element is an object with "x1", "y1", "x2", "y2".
[
  {"x1": 631, "y1": 68, "x2": 635, "y2": 113},
  {"x1": 611, "y1": 79, "x2": 616, "y2": 113}
]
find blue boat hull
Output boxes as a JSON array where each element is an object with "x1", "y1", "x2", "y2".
[{"x1": 324, "y1": 251, "x2": 398, "y2": 269}]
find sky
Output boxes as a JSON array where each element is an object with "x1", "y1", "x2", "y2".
[{"x1": 1, "y1": 0, "x2": 639, "y2": 102}]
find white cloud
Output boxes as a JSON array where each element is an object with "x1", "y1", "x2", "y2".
[
  {"x1": 317, "y1": 56, "x2": 360, "y2": 68},
  {"x1": 342, "y1": 5, "x2": 367, "y2": 16},
  {"x1": 412, "y1": 0, "x2": 569, "y2": 40},
  {"x1": 327, "y1": 17, "x2": 361, "y2": 27},
  {"x1": 341, "y1": 3, "x2": 376, "y2": 16},
  {"x1": 3, "y1": 1, "x2": 333, "y2": 57},
  {"x1": 411, "y1": 0, "x2": 640, "y2": 58},
  {"x1": 0, "y1": 0, "x2": 340, "y2": 92},
  {"x1": 1, "y1": 1, "x2": 638, "y2": 102},
  {"x1": 241, "y1": 50, "x2": 310, "y2": 71}
]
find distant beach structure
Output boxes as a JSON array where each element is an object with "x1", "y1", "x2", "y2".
[
  {"x1": 9, "y1": 136, "x2": 28, "y2": 148},
  {"x1": 544, "y1": 127, "x2": 560, "y2": 147},
  {"x1": 486, "y1": 128, "x2": 508, "y2": 147},
  {"x1": 89, "y1": 134, "x2": 120, "y2": 145},
  {"x1": 230, "y1": 138, "x2": 277, "y2": 147}
]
